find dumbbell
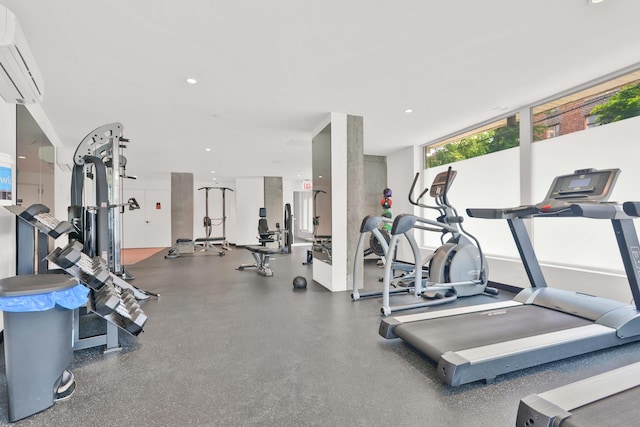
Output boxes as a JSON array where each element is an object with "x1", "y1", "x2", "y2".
[
  {"x1": 92, "y1": 287, "x2": 120, "y2": 315},
  {"x1": 51, "y1": 244, "x2": 82, "y2": 269},
  {"x1": 77, "y1": 255, "x2": 107, "y2": 275},
  {"x1": 18, "y1": 203, "x2": 50, "y2": 221},
  {"x1": 120, "y1": 292, "x2": 139, "y2": 308},
  {"x1": 78, "y1": 269, "x2": 110, "y2": 290},
  {"x1": 124, "y1": 310, "x2": 147, "y2": 335},
  {"x1": 35, "y1": 212, "x2": 75, "y2": 238}
]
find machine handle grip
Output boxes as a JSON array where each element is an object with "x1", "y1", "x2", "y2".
[
  {"x1": 466, "y1": 208, "x2": 504, "y2": 219},
  {"x1": 623, "y1": 201, "x2": 640, "y2": 217},
  {"x1": 569, "y1": 203, "x2": 620, "y2": 219}
]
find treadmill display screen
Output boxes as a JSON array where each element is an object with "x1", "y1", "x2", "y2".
[
  {"x1": 545, "y1": 168, "x2": 619, "y2": 203},
  {"x1": 569, "y1": 177, "x2": 591, "y2": 188}
]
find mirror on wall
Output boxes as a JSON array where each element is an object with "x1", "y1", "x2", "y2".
[
  {"x1": 311, "y1": 123, "x2": 332, "y2": 263},
  {"x1": 15, "y1": 104, "x2": 55, "y2": 273},
  {"x1": 16, "y1": 105, "x2": 55, "y2": 208}
]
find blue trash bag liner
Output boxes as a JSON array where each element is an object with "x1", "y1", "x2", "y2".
[{"x1": 0, "y1": 284, "x2": 89, "y2": 312}]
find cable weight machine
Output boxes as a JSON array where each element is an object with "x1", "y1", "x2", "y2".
[
  {"x1": 165, "y1": 185, "x2": 235, "y2": 258},
  {"x1": 196, "y1": 186, "x2": 234, "y2": 252},
  {"x1": 68, "y1": 122, "x2": 152, "y2": 298}
]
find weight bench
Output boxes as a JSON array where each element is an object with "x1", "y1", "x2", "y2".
[
  {"x1": 194, "y1": 237, "x2": 226, "y2": 254},
  {"x1": 165, "y1": 237, "x2": 225, "y2": 259},
  {"x1": 237, "y1": 245, "x2": 279, "y2": 277},
  {"x1": 237, "y1": 207, "x2": 279, "y2": 276}
]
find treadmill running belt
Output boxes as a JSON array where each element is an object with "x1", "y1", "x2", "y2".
[
  {"x1": 561, "y1": 386, "x2": 640, "y2": 427},
  {"x1": 394, "y1": 305, "x2": 592, "y2": 362}
]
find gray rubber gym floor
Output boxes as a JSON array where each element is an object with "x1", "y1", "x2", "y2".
[{"x1": 2, "y1": 246, "x2": 640, "y2": 426}]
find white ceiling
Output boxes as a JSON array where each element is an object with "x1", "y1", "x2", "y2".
[{"x1": 4, "y1": 0, "x2": 640, "y2": 184}]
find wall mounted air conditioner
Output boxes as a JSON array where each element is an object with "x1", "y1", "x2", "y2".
[{"x1": 0, "y1": 5, "x2": 44, "y2": 104}]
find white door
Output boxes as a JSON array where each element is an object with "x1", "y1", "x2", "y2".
[
  {"x1": 122, "y1": 189, "x2": 171, "y2": 248},
  {"x1": 144, "y1": 190, "x2": 171, "y2": 247}
]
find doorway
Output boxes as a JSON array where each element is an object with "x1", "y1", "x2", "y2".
[{"x1": 122, "y1": 189, "x2": 171, "y2": 248}]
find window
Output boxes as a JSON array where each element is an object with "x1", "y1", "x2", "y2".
[
  {"x1": 424, "y1": 115, "x2": 519, "y2": 168},
  {"x1": 585, "y1": 114, "x2": 599, "y2": 129},
  {"x1": 545, "y1": 124, "x2": 560, "y2": 139},
  {"x1": 533, "y1": 72, "x2": 640, "y2": 142},
  {"x1": 422, "y1": 67, "x2": 640, "y2": 169}
]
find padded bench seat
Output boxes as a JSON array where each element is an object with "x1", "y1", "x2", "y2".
[
  {"x1": 166, "y1": 237, "x2": 226, "y2": 259},
  {"x1": 237, "y1": 245, "x2": 279, "y2": 277}
]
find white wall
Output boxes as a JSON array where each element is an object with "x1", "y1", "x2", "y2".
[
  {"x1": 234, "y1": 177, "x2": 264, "y2": 245},
  {"x1": 421, "y1": 147, "x2": 521, "y2": 257},
  {"x1": 328, "y1": 112, "x2": 348, "y2": 291},
  {"x1": 283, "y1": 178, "x2": 294, "y2": 211},
  {"x1": 386, "y1": 144, "x2": 427, "y2": 261},
  {"x1": 531, "y1": 117, "x2": 640, "y2": 270}
]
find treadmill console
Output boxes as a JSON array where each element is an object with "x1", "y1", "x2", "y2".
[
  {"x1": 536, "y1": 168, "x2": 620, "y2": 213},
  {"x1": 467, "y1": 168, "x2": 621, "y2": 219}
]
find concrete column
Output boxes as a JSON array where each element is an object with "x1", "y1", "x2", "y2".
[
  {"x1": 170, "y1": 172, "x2": 194, "y2": 243},
  {"x1": 263, "y1": 177, "x2": 283, "y2": 228},
  {"x1": 346, "y1": 115, "x2": 364, "y2": 291}
]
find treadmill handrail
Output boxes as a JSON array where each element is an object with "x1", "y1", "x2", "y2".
[
  {"x1": 389, "y1": 213, "x2": 459, "y2": 236},
  {"x1": 467, "y1": 206, "x2": 536, "y2": 219},
  {"x1": 569, "y1": 202, "x2": 630, "y2": 219},
  {"x1": 468, "y1": 202, "x2": 630, "y2": 220},
  {"x1": 623, "y1": 201, "x2": 640, "y2": 216}
]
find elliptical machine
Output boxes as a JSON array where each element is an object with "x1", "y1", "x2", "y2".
[{"x1": 379, "y1": 167, "x2": 497, "y2": 315}]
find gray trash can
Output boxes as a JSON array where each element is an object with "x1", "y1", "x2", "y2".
[{"x1": 0, "y1": 275, "x2": 88, "y2": 422}]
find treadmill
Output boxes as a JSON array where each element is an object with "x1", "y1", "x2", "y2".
[
  {"x1": 516, "y1": 200, "x2": 640, "y2": 427},
  {"x1": 379, "y1": 168, "x2": 640, "y2": 387}
]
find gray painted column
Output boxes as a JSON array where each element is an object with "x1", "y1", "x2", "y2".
[
  {"x1": 346, "y1": 115, "x2": 364, "y2": 291},
  {"x1": 171, "y1": 172, "x2": 194, "y2": 243},
  {"x1": 364, "y1": 155, "x2": 387, "y2": 217},
  {"x1": 263, "y1": 176, "x2": 283, "y2": 229}
]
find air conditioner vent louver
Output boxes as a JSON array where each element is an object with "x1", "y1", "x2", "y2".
[
  {"x1": 15, "y1": 45, "x2": 42, "y2": 96},
  {"x1": 0, "y1": 6, "x2": 44, "y2": 104}
]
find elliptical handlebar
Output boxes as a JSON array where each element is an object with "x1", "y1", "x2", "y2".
[
  {"x1": 408, "y1": 172, "x2": 429, "y2": 206},
  {"x1": 408, "y1": 173, "x2": 439, "y2": 212}
]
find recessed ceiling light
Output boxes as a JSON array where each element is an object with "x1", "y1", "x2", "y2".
[
  {"x1": 18, "y1": 155, "x2": 26, "y2": 159},
  {"x1": 211, "y1": 170, "x2": 216, "y2": 174},
  {"x1": 186, "y1": 78, "x2": 198, "y2": 84},
  {"x1": 318, "y1": 175, "x2": 323, "y2": 179},
  {"x1": 205, "y1": 148, "x2": 211, "y2": 152},
  {"x1": 404, "y1": 108, "x2": 413, "y2": 114},
  {"x1": 589, "y1": 0, "x2": 605, "y2": 3}
]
